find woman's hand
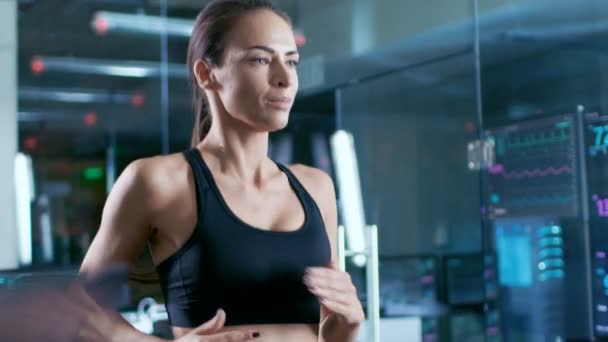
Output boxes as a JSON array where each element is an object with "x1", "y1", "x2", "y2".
[
  {"x1": 174, "y1": 309, "x2": 260, "y2": 342},
  {"x1": 0, "y1": 282, "x2": 120, "y2": 342},
  {"x1": 303, "y1": 266, "x2": 365, "y2": 326}
]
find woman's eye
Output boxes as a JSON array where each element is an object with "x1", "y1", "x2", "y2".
[
  {"x1": 253, "y1": 57, "x2": 270, "y2": 65},
  {"x1": 288, "y1": 60, "x2": 299, "y2": 67}
]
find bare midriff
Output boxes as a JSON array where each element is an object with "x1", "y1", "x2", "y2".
[{"x1": 172, "y1": 323, "x2": 319, "y2": 341}]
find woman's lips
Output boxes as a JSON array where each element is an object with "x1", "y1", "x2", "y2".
[
  {"x1": 265, "y1": 97, "x2": 292, "y2": 110},
  {"x1": 267, "y1": 96, "x2": 292, "y2": 102}
]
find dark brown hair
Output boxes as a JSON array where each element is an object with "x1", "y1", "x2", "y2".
[{"x1": 187, "y1": 0, "x2": 292, "y2": 147}]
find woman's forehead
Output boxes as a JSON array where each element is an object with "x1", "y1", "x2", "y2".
[{"x1": 225, "y1": 10, "x2": 296, "y2": 53}]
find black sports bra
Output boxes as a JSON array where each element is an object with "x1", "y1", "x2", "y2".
[{"x1": 156, "y1": 148, "x2": 332, "y2": 327}]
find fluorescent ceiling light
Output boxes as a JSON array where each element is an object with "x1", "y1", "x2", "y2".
[
  {"x1": 90, "y1": 11, "x2": 307, "y2": 47},
  {"x1": 502, "y1": 21, "x2": 608, "y2": 41},
  {"x1": 31, "y1": 55, "x2": 187, "y2": 78},
  {"x1": 104, "y1": 66, "x2": 151, "y2": 78},
  {"x1": 19, "y1": 86, "x2": 139, "y2": 105},
  {"x1": 92, "y1": 11, "x2": 193, "y2": 37},
  {"x1": 18, "y1": 111, "x2": 74, "y2": 122}
]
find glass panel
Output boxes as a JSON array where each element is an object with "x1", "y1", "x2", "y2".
[
  {"x1": 293, "y1": 0, "x2": 480, "y2": 94},
  {"x1": 335, "y1": 1, "x2": 487, "y2": 339},
  {"x1": 16, "y1": 2, "x2": 165, "y2": 270},
  {"x1": 479, "y1": 0, "x2": 608, "y2": 340}
]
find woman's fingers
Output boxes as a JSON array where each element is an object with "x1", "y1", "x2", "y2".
[
  {"x1": 319, "y1": 298, "x2": 366, "y2": 326},
  {"x1": 67, "y1": 281, "x2": 102, "y2": 313},
  {"x1": 195, "y1": 330, "x2": 259, "y2": 341},
  {"x1": 303, "y1": 266, "x2": 365, "y2": 325},
  {"x1": 303, "y1": 267, "x2": 358, "y2": 302},
  {"x1": 304, "y1": 275, "x2": 343, "y2": 293},
  {"x1": 307, "y1": 284, "x2": 352, "y2": 306},
  {"x1": 193, "y1": 309, "x2": 227, "y2": 335},
  {"x1": 318, "y1": 297, "x2": 352, "y2": 316},
  {"x1": 305, "y1": 267, "x2": 354, "y2": 290},
  {"x1": 185, "y1": 310, "x2": 260, "y2": 341}
]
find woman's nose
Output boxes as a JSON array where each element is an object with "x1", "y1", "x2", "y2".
[{"x1": 270, "y1": 63, "x2": 293, "y2": 88}]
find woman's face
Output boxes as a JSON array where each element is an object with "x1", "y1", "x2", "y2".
[{"x1": 211, "y1": 9, "x2": 299, "y2": 132}]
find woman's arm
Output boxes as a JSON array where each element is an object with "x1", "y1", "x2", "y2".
[
  {"x1": 79, "y1": 159, "x2": 258, "y2": 342},
  {"x1": 291, "y1": 167, "x2": 364, "y2": 342},
  {"x1": 81, "y1": 159, "x2": 157, "y2": 275},
  {"x1": 80, "y1": 159, "x2": 166, "y2": 342},
  {"x1": 317, "y1": 172, "x2": 363, "y2": 342}
]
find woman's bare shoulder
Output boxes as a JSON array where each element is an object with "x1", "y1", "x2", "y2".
[
  {"x1": 286, "y1": 164, "x2": 333, "y2": 187},
  {"x1": 81, "y1": 152, "x2": 193, "y2": 275},
  {"x1": 119, "y1": 152, "x2": 191, "y2": 206},
  {"x1": 285, "y1": 164, "x2": 336, "y2": 210}
]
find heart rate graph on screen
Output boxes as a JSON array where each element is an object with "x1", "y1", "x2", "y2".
[{"x1": 485, "y1": 115, "x2": 578, "y2": 218}]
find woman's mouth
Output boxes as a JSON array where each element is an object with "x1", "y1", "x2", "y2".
[{"x1": 265, "y1": 97, "x2": 292, "y2": 110}]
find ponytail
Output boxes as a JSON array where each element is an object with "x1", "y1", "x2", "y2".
[{"x1": 190, "y1": 87, "x2": 212, "y2": 147}]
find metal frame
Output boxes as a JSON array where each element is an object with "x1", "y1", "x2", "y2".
[{"x1": 338, "y1": 224, "x2": 380, "y2": 342}]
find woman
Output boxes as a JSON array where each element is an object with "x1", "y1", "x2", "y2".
[{"x1": 80, "y1": 1, "x2": 365, "y2": 341}]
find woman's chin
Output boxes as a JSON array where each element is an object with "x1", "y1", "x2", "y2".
[
  {"x1": 260, "y1": 113, "x2": 290, "y2": 132},
  {"x1": 268, "y1": 120, "x2": 289, "y2": 132}
]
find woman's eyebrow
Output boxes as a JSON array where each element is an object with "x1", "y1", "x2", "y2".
[{"x1": 247, "y1": 45, "x2": 298, "y2": 56}]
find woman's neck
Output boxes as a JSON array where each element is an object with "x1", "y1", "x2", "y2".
[{"x1": 200, "y1": 124, "x2": 273, "y2": 188}]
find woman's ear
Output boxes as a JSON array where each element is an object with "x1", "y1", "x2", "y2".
[{"x1": 193, "y1": 59, "x2": 218, "y2": 90}]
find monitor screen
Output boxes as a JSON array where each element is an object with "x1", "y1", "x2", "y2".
[
  {"x1": 379, "y1": 256, "x2": 437, "y2": 316},
  {"x1": 484, "y1": 115, "x2": 578, "y2": 218}
]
